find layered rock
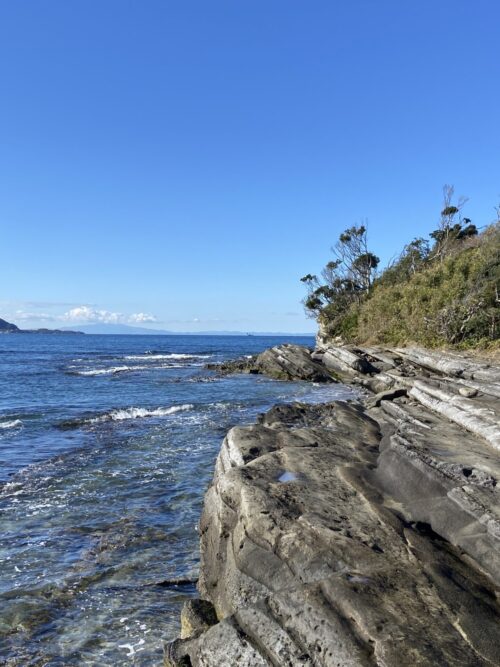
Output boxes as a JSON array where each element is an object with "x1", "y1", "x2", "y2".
[
  {"x1": 207, "y1": 344, "x2": 337, "y2": 383},
  {"x1": 166, "y1": 343, "x2": 500, "y2": 666}
]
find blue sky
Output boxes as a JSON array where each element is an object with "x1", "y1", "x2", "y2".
[{"x1": 1, "y1": 1, "x2": 499, "y2": 332}]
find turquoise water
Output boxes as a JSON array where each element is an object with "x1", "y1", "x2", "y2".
[{"x1": 0, "y1": 334, "x2": 357, "y2": 665}]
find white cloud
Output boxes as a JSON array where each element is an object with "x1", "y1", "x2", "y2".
[
  {"x1": 128, "y1": 312, "x2": 158, "y2": 323},
  {"x1": 60, "y1": 306, "x2": 157, "y2": 324}
]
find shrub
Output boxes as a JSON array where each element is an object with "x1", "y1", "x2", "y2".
[{"x1": 305, "y1": 218, "x2": 499, "y2": 349}]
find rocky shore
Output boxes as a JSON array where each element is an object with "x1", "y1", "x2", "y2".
[{"x1": 166, "y1": 341, "x2": 500, "y2": 666}]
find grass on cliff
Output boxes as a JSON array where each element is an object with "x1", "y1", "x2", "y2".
[{"x1": 318, "y1": 222, "x2": 500, "y2": 349}]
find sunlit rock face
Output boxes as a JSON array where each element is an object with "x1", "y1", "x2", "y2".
[{"x1": 166, "y1": 344, "x2": 500, "y2": 667}]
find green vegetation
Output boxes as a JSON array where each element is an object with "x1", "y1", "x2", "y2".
[{"x1": 302, "y1": 187, "x2": 500, "y2": 348}]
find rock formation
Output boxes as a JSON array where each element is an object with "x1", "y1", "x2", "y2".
[
  {"x1": 206, "y1": 343, "x2": 337, "y2": 382},
  {"x1": 167, "y1": 343, "x2": 500, "y2": 666}
]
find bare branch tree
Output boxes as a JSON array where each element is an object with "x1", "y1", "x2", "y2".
[
  {"x1": 431, "y1": 184, "x2": 472, "y2": 261},
  {"x1": 301, "y1": 224, "x2": 379, "y2": 320}
]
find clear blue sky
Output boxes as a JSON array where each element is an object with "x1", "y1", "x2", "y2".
[{"x1": 1, "y1": 1, "x2": 499, "y2": 332}]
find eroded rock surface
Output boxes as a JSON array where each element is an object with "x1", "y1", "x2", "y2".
[
  {"x1": 207, "y1": 344, "x2": 337, "y2": 383},
  {"x1": 166, "y1": 344, "x2": 500, "y2": 666}
]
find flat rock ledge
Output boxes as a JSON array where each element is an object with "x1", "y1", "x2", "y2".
[{"x1": 166, "y1": 344, "x2": 500, "y2": 666}]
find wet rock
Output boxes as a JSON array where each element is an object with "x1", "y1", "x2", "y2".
[{"x1": 205, "y1": 356, "x2": 257, "y2": 375}]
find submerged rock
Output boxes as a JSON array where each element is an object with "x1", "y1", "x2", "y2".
[{"x1": 206, "y1": 356, "x2": 258, "y2": 375}]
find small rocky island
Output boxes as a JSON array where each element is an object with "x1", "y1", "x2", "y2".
[
  {"x1": 0, "y1": 317, "x2": 83, "y2": 334},
  {"x1": 166, "y1": 340, "x2": 500, "y2": 666}
]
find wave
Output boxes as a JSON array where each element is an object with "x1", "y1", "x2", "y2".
[
  {"x1": 59, "y1": 404, "x2": 194, "y2": 428},
  {"x1": 69, "y1": 358, "x2": 210, "y2": 376},
  {"x1": 123, "y1": 353, "x2": 211, "y2": 361},
  {"x1": 186, "y1": 376, "x2": 220, "y2": 383},
  {"x1": 72, "y1": 365, "x2": 151, "y2": 376},
  {"x1": 0, "y1": 419, "x2": 23, "y2": 430},
  {"x1": 94, "y1": 405, "x2": 194, "y2": 422}
]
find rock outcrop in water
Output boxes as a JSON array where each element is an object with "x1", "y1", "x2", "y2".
[
  {"x1": 167, "y1": 343, "x2": 500, "y2": 666},
  {"x1": 206, "y1": 343, "x2": 337, "y2": 383}
]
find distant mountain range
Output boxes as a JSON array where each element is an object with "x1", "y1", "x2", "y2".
[
  {"x1": 60, "y1": 323, "x2": 171, "y2": 335},
  {"x1": 0, "y1": 318, "x2": 83, "y2": 334},
  {"x1": 61, "y1": 323, "x2": 315, "y2": 336}
]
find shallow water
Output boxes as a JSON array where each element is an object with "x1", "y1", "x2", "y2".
[{"x1": 0, "y1": 334, "x2": 357, "y2": 665}]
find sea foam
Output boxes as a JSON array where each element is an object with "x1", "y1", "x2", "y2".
[
  {"x1": 88, "y1": 404, "x2": 194, "y2": 423},
  {"x1": 76, "y1": 365, "x2": 151, "y2": 376},
  {"x1": 123, "y1": 353, "x2": 210, "y2": 361},
  {"x1": 0, "y1": 419, "x2": 23, "y2": 430}
]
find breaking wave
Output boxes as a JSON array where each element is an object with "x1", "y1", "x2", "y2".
[
  {"x1": 69, "y1": 365, "x2": 165, "y2": 376},
  {"x1": 59, "y1": 404, "x2": 194, "y2": 428},
  {"x1": 124, "y1": 353, "x2": 211, "y2": 361},
  {"x1": 76, "y1": 365, "x2": 135, "y2": 376},
  {"x1": 68, "y1": 355, "x2": 211, "y2": 376},
  {"x1": 94, "y1": 405, "x2": 194, "y2": 422},
  {"x1": 0, "y1": 419, "x2": 23, "y2": 430}
]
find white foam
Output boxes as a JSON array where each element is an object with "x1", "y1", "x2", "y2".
[
  {"x1": 2, "y1": 481, "x2": 22, "y2": 490},
  {"x1": 77, "y1": 366, "x2": 135, "y2": 376},
  {"x1": 124, "y1": 353, "x2": 210, "y2": 360},
  {"x1": 0, "y1": 419, "x2": 22, "y2": 430},
  {"x1": 118, "y1": 643, "x2": 135, "y2": 657},
  {"x1": 74, "y1": 359, "x2": 205, "y2": 375},
  {"x1": 88, "y1": 404, "x2": 194, "y2": 423},
  {"x1": 76, "y1": 364, "x2": 168, "y2": 376},
  {"x1": 119, "y1": 639, "x2": 145, "y2": 657}
]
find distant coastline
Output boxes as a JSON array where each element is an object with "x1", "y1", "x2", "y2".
[
  {"x1": 60, "y1": 323, "x2": 316, "y2": 336},
  {"x1": 0, "y1": 317, "x2": 315, "y2": 336},
  {"x1": 0, "y1": 318, "x2": 83, "y2": 335}
]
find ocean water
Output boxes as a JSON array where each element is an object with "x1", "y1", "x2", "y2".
[{"x1": 0, "y1": 334, "x2": 357, "y2": 666}]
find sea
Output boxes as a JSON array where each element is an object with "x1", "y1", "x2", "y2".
[{"x1": 0, "y1": 333, "x2": 357, "y2": 666}]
